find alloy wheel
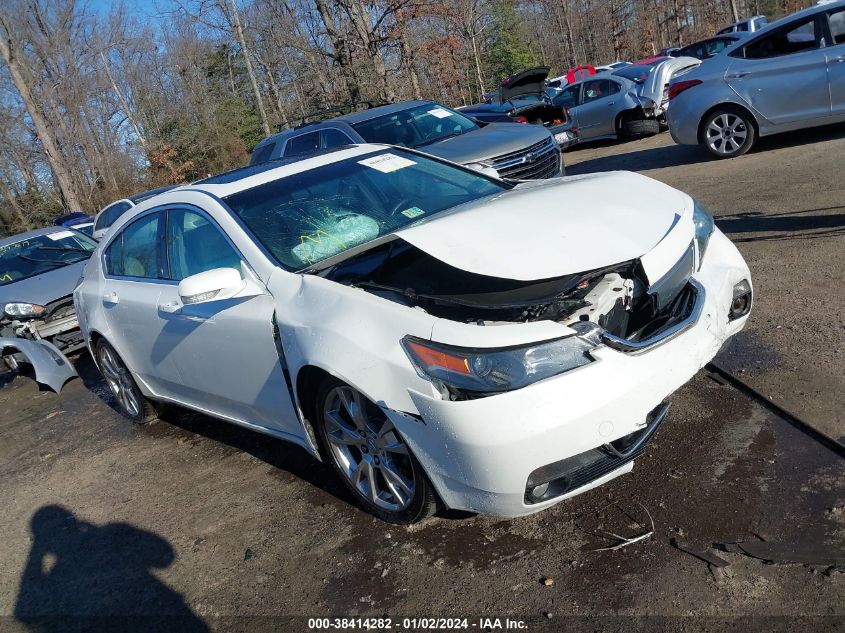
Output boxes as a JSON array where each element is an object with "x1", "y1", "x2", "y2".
[
  {"x1": 321, "y1": 385, "x2": 416, "y2": 512},
  {"x1": 705, "y1": 112, "x2": 748, "y2": 156},
  {"x1": 98, "y1": 345, "x2": 141, "y2": 418}
]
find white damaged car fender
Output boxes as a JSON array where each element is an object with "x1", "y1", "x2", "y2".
[{"x1": 0, "y1": 337, "x2": 77, "y2": 392}]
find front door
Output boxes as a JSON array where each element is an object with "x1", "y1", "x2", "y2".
[
  {"x1": 727, "y1": 14, "x2": 830, "y2": 125},
  {"x1": 574, "y1": 79, "x2": 621, "y2": 137},
  {"x1": 155, "y1": 208, "x2": 303, "y2": 440}
]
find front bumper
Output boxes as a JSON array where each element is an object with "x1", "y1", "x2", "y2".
[{"x1": 388, "y1": 229, "x2": 751, "y2": 516}]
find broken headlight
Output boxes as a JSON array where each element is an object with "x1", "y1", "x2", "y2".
[
  {"x1": 4, "y1": 302, "x2": 46, "y2": 319},
  {"x1": 401, "y1": 335, "x2": 594, "y2": 397},
  {"x1": 693, "y1": 201, "x2": 715, "y2": 268}
]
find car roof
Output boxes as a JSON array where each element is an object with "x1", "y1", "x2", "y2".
[
  {"x1": 128, "y1": 184, "x2": 179, "y2": 204},
  {"x1": 0, "y1": 226, "x2": 72, "y2": 248},
  {"x1": 256, "y1": 100, "x2": 436, "y2": 146},
  {"x1": 184, "y1": 144, "x2": 389, "y2": 199}
]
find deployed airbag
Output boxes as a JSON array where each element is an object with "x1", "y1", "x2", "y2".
[{"x1": 292, "y1": 214, "x2": 380, "y2": 265}]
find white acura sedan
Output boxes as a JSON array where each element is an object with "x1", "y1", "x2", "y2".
[{"x1": 74, "y1": 145, "x2": 752, "y2": 523}]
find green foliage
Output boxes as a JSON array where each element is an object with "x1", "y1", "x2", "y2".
[{"x1": 486, "y1": 0, "x2": 537, "y2": 84}]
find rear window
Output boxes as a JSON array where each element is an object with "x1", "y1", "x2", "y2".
[
  {"x1": 613, "y1": 65, "x2": 655, "y2": 84},
  {"x1": 251, "y1": 142, "x2": 275, "y2": 165},
  {"x1": 95, "y1": 201, "x2": 132, "y2": 231},
  {"x1": 743, "y1": 16, "x2": 819, "y2": 59}
]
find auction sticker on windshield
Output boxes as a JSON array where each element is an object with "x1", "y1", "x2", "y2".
[
  {"x1": 47, "y1": 230, "x2": 75, "y2": 241},
  {"x1": 359, "y1": 153, "x2": 416, "y2": 173},
  {"x1": 427, "y1": 107, "x2": 452, "y2": 119}
]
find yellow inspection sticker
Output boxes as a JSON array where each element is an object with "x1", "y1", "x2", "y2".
[{"x1": 359, "y1": 153, "x2": 416, "y2": 173}]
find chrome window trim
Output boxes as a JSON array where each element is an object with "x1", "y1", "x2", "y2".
[{"x1": 101, "y1": 202, "x2": 253, "y2": 284}]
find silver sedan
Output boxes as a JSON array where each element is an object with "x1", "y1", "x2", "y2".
[{"x1": 667, "y1": 0, "x2": 845, "y2": 158}]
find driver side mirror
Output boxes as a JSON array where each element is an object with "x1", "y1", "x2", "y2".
[{"x1": 178, "y1": 267, "x2": 247, "y2": 306}]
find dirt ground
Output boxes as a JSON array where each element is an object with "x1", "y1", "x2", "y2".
[{"x1": 0, "y1": 127, "x2": 843, "y2": 633}]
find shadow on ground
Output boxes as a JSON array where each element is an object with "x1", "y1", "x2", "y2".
[
  {"x1": 72, "y1": 353, "x2": 363, "y2": 517},
  {"x1": 13, "y1": 505, "x2": 209, "y2": 633},
  {"x1": 566, "y1": 123, "x2": 845, "y2": 174}
]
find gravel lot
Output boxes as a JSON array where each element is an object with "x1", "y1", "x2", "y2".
[{"x1": 1, "y1": 127, "x2": 843, "y2": 632}]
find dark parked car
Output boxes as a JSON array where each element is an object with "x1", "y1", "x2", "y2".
[
  {"x1": 250, "y1": 100, "x2": 565, "y2": 181},
  {"x1": 458, "y1": 67, "x2": 576, "y2": 148}
]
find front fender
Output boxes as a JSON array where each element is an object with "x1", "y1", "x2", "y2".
[{"x1": 0, "y1": 337, "x2": 77, "y2": 392}]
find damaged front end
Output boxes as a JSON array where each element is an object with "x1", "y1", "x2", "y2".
[
  {"x1": 1, "y1": 296, "x2": 81, "y2": 391},
  {"x1": 324, "y1": 238, "x2": 704, "y2": 398}
]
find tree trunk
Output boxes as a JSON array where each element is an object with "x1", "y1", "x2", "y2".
[
  {"x1": 224, "y1": 0, "x2": 271, "y2": 135},
  {"x1": 0, "y1": 18, "x2": 83, "y2": 211}
]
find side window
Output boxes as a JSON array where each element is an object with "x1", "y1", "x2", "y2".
[
  {"x1": 555, "y1": 85, "x2": 580, "y2": 108},
  {"x1": 166, "y1": 209, "x2": 241, "y2": 281},
  {"x1": 107, "y1": 212, "x2": 161, "y2": 278},
  {"x1": 321, "y1": 128, "x2": 353, "y2": 149},
  {"x1": 744, "y1": 16, "x2": 820, "y2": 59},
  {"x1": 284, "y1": 132, "x2": 320, "y2": 157},
  {"x1": 582, "y1": 80, "x2": 614, "y2": 103},
  {"x1": 104, "y1": 235, "x2": 123, "y2": 276},
  {"x1": 829, "y1": 9, "x2": 845, "y2": 45},
  {"x1": 250, "y1": 143, "x2": 275, "y2": 165},
  {"x1": 606, "y1": 80, "x2": 622, "y2": 96},
  {"x1": 96, "y1": 201, "x2": 131, "y2": 231}
]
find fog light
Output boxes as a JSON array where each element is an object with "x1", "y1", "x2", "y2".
[
  {"x1": 530, "y1": 483, "x2": 550, "y2": 499},
  {"x1": 729, "y1": 280, "x2": 752, "y2": 321}
]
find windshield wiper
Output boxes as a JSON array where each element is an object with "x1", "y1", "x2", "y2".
[
  {"x1": 14, "y1": 253, "x2": 61, "y2": 265},
  {"x1": 36, "y1": 245, "x2": 92, "y2": 254}
]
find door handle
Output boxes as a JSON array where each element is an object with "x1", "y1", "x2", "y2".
[
  {"x1": 727, "y1": 71, "x2": 750, "y2": 79},
  {"x1": 103, "y1": 292, "x2": 119, "y2": 305},
  {"x1": 157, "y1": 301, "x2": 181, "y2": 314},
  {"x1": 833, "y1": 55, "x2": 845, "y2": 63},
  {"x1": 607, "y1": 101, "x2": 615, "y2": 106}
]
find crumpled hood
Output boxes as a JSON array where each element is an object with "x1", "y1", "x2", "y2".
[
  {"x1": 421, "y1": 123, "x2": 551, "y2": 165},
  {"x1": 394, "y1": 171, "x2": 692, "y2": 281},
  {"x1": 0, "y1": 260, "x2": 86, "y2": 312}
]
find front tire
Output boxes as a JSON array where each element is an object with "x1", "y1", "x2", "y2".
[
  {"x1": 314, "y1": 377, "x2": 436, "y2": 524},
  {"x1": 702, "y1": 108, "x2": 755, "y2": 158},
  {"x1": 95, "y1": 339, "x2": 158, "y2": 424}
]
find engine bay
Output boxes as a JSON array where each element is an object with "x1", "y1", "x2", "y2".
[{"x1": 324, "y1": 239, "x2": 695, "y2": 343}]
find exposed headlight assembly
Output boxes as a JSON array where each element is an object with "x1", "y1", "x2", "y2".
[
  {"x1": 693, "y1": 200, "x2": 715, "y2": 268},
  {"x1": 4, "y1": 302, "x2": 46, "y2": 319},
  {"x1": 402, "y1": 335, "x2": 594, "y2": 398}
]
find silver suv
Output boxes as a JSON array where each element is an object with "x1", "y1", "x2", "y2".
[
  {"x1": 250, "y1": 100, "x2": 564, "y2": 180},
  {"x1": 667, "y1": 0, "x2": 845, "y2": 158}
]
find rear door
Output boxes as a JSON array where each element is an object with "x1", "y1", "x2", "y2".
[
  {"x1": 726, "y1": 13, "x2": 830, "y2": 124},
  {"x1": 99, "y1": 210, "x2": 184, "y2": 396},
  {"x1": 825, "y1": 6, "x2": 845, "y2": 116}
]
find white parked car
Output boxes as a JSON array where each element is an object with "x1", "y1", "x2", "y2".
[{"x1": 74, "y1": 145, "x2": 753, "y2": 523}]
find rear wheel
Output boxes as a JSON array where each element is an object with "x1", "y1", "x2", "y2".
[
  {"x1": 95, "y1": 339, "x2": 158, "y2": 424},
  {"x1": 702, "y1": 108, "x2": 755, "y2": 158},
  {"x1": 621, "y1": 118, "x2": 660, "y2": 140},
  {"x1": 314, "y1": 377, "x2": 437, "y2": 524}
]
